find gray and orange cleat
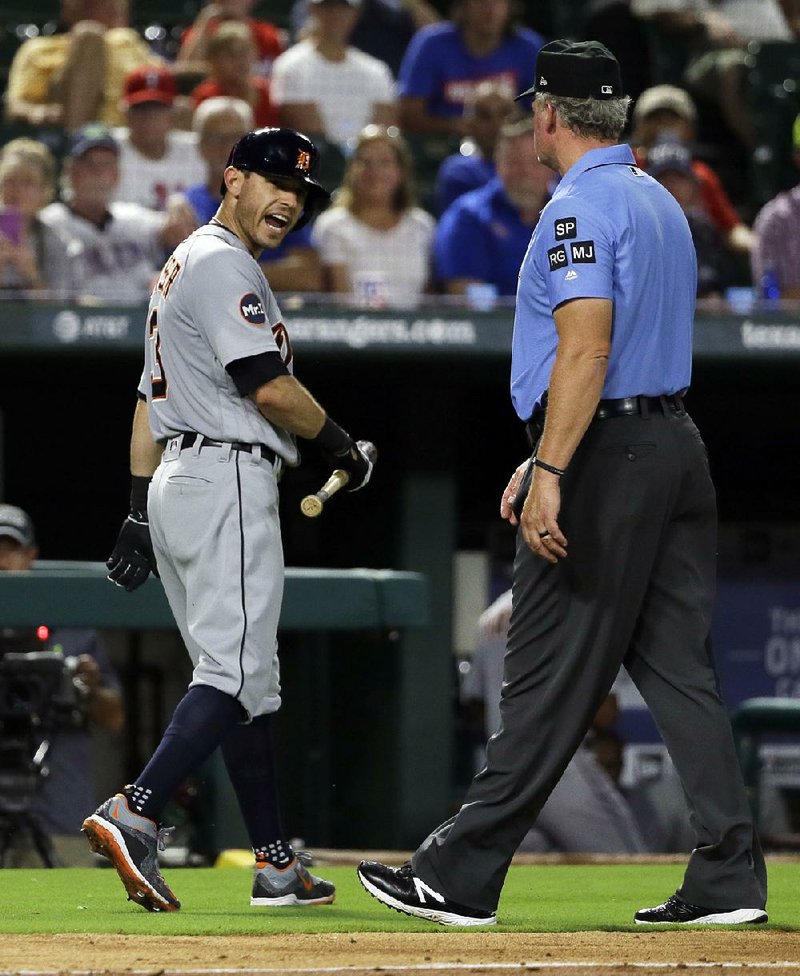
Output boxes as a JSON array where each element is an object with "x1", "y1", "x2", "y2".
[
  {"x1": 250, "y1": 851, "x2": 335, "y2": 907},
  {"x1": 82, "y1": 793, "x2": 180, "y2": 912}
]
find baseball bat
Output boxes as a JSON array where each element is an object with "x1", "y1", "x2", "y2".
[
  {"x1": 300, "y1": 440, "x2": 377, "y2": 518},
  {"x1": 300, "y1": 469, "x2": 350, "y2": 518}
]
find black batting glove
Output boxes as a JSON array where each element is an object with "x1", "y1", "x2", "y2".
[
  {"x1": 106, "y1": 476, "x2": 159, "y2": 592},
  {"x1": 106, "y1": 513, "x2": 159, "y2": 591},
  {"x1": 314, "y1": 418, "x2": 376, "y2": 491},
  {"x1": 325, "y1": 438, "x2": 375, "y2": 491}
]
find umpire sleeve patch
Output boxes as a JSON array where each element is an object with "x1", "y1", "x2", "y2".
[
  {"x1": 226, "y1": 351, "x2": 290, "y2": 397},
  {"x1": 554, "y1": 217, "x2": 577, "y2": 240},
  {"x1": 547, "y1": 245, "x2": 568, "y2": 271},
  {"x1": 570, "y1": 240, "x2": 596, "y2": 263}
]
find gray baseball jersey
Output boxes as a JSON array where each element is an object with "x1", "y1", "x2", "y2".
[{"x1": 138, "y1": 222, "x2": 298, "y2": 465}]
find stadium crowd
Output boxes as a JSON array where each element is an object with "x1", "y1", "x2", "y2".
[
  {"x1": 2, "y1": 0, "x2": 800, "y2": 865},
  {"x1": 1, "y1": 0, "x2": 799, "y2": 308}
]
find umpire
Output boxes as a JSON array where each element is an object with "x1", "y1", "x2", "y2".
[{"x1": 359, "y1": 40, "x2": 768, "y2": 926}]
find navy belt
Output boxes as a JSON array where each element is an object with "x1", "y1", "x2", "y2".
[{"x1": 178, "y1": 432, "x2": 276, "y2": 463}]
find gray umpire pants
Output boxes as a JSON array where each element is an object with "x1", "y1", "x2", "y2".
[{"x1": 412, "y1": 404, "x2": 767, "y2": 913}]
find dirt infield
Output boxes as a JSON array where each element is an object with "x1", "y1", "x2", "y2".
[{"x1": 3, "y1": 931, "x2": 800, "y2": 975}]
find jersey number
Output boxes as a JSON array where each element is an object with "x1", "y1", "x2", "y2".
[{"x1": 148, "y1": 309, "x2": 168, "y2": 400}]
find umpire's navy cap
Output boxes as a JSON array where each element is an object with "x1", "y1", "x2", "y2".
[{"x1": 516, "y1": 39, "x2": 623, "y2": 102}]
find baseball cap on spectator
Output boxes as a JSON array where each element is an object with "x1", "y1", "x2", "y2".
[
  {"x1": 516, "y1": 39, "x2": 623, "y2": 101},
  {"x1": 123, "y1": 65, "x2": 177, "y2": 107},
  {"x1": 0, "y1": 504, "x2": 35, "y2": 547},
  {"x1": 646, "y1": 139, "x2": 696, "y2": 180},
  {"x1": 67, "y1": 123, "x2": 119, "y2": 159},
  {"x1": 633, "y1": 85, "x2": 697, "y2": 126}
]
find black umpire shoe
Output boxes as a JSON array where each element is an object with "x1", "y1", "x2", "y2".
[
  {"x1": 634, "y1": 894, "x2": 767, "y2": 925},
  {"x1": 357, "y1": 860, "x2": 496, "y2": 926}
]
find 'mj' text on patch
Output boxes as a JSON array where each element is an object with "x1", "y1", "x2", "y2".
[
  {"x1": 554, "y1": 217, "x2": 577, "y2": 240},
  {"x1": 239, "y1": 292, "x2": 266, "y2": 324},
  {"x1": 570, "y1": 240, "x2": 596, "y2": 263},
  {"x1": 548, "y1": 245, "x2": 568, "y2": 271}
]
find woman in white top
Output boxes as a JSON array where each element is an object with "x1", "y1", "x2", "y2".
[{"x1": 311, "y1": 125, "x2": 435, "y2": 308}]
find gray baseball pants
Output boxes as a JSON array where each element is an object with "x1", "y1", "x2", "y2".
[{"x1": 148, "y1": 435, "x2": 284, "y2": 719}]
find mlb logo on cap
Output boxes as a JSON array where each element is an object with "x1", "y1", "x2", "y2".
[
  {"x1": 123, "y1": 65, "x2": 177, "y2": 107},
  {"x1": 516, "y1": 39, "x2": 623, "y2": 102}
]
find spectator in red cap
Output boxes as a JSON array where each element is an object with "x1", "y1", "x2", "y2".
[
  {"x1": 177, "y1": 0, "x2": 286, "y2": 80},
  {"x1": 190, "y1": 21, "x2": 279, "y2": 129},
  {"x1": 113, "y1": 65, "x2": 205, "y2": 211},
  {"x1": 630, "y1": 84, "x2": 753, "y2": 254}
]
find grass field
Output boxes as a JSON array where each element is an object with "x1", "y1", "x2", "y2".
[{"x1": 0, "y1": 862, "x2": 798, "y2": 934}]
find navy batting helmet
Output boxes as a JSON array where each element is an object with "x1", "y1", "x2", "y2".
[{"x1": 222, "y1": 127, "x2": 330, "y2": 230}]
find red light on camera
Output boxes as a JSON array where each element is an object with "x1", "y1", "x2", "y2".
[{"x1": 37, "y1": 625, "x2": 49, "y2": 642}]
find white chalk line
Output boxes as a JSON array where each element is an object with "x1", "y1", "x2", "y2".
[{"x1": 4, "y1": 963, "x2": 800, "y2": 975}]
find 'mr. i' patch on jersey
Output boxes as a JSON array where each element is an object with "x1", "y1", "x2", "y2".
[
  {"x1": 570, "y1": 240, "x2": 596, "y2": 263},
  {"x1": 547, "y1": 244, "x2": 568, "y2": 271},
  {"x1": 553, "y1": 217, "x2": 577, "y2": 240},
  {"x1": 239, "y1": 292, "x2": 267, "y2": 325}
]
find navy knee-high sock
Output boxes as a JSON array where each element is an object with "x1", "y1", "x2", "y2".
[
  {"x1": 221, "y1": 713, "x2": 291, "y2": 864},
  {"x1": 126, "y1": 685, "x2": 244, "y2": 821}
]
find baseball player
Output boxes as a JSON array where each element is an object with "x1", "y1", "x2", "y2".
[
  {"x1": 82, "y1": 127, "x2": 376, "y2": 912},
  {"x1": 358, "y1": 40, "x2": 767, "y2": 927}
]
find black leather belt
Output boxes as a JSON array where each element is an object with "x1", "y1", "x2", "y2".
[
  {"x1": 526, "y1": 393, "x2": 685, "y2": 445},
  {"x1": 177, "y1": 432, "x2": 276, "y2": 463},
  {"x1": 595, "y1": 393, "x2": 684, "y2": 419}
]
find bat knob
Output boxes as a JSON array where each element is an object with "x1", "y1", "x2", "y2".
[
  {"x1": 300, "y1": 495, "x2": 323, "y2": 518},
  {"x1": 357, "y1": 440, "x2": 378, "y2": 463}
]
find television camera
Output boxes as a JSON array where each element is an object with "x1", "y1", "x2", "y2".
[{"x1": 0, "y1": 629, "x2": 88, "y2": 867}]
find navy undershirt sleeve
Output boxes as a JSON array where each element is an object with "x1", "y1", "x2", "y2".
[{"x1": 226, "y1": 351, "x2": 290, "y2": 397}]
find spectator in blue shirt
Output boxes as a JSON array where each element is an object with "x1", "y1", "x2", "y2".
[
  {"x1": 398, "y1": 0, "x2": 544, "y2": 136},
  {"x1": 434, "y1": 79, "x2": 517, "y2": 215},
  {"x1": 434, "y1": 116, "x2": 552, "y2": 297},
  {"x1": 183, "y1": 96, "x2": 254, "y2": 225}
]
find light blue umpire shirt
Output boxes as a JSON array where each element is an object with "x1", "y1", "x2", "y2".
[{"x1": 510, "y1": 143, "x2": 697, "y2": 422}]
